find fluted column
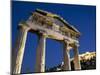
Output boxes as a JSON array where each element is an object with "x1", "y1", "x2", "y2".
[
  {"x1": 13, "y1": 25, "x2": 30, "y2": 74},
  {"x1": 62, "y1": 41, "x2": 71, "y2": 71},
  {"x1": 73, "y1": 44, "x2": 81, "y2": 70},
  {"x1": 35, "y1": 32, "x2": 47, "y2": 72}
]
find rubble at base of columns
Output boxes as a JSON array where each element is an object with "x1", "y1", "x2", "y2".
[
  {"x1": 45, "y1": 51, "x2": 96, "y2": 72},
  {"x1": 19, "y1": 51, "x2": 96, "y2": 74}
]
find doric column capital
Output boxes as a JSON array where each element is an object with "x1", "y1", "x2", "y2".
[
  {"x1": 39, "y1": 31, "x2": 48, "y2": 38},
  {"x1": 63, "y1": 39, "x2": 70, "y2": 44},
  {"x1": 63, "y1": 40, "x2": 72, "y2": 51},
  {"x1": 19, "y1": 22, "x2": 30, "y2": 31},
  {"x1": 70, "y1": 42, "x2": 79, "y2": 48},
  {"x1": 74, "y1": 41, "x2": 80, "y2": 47}
]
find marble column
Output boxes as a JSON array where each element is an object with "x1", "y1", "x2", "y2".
[
  {"x1": 13, "y1": 25, "x2": 30, "y2": 74},
  {"x1": 62, "y1": 41, "x2": 71, "y2": 71},
  {"x1": 35, "y1": 32, "x2": 47, "y2": 72},
  {"x1": 73, "y1": 44, "x2": 81, "y2": 70}
]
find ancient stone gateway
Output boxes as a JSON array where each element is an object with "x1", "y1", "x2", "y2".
[{"x1": 12, "y1": 9, "x2": 81, "y2": 74}]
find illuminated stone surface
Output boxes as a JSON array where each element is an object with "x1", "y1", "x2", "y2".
[{"x1": 12, "y1": 9, "x2": 81, "y2": 74}]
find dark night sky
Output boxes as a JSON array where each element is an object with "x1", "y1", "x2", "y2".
[{"x1": 12, "y1": 1, "x2": 96, "y2": 73}]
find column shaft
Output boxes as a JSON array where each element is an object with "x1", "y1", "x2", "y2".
[
  {"x1": 13, "y1": 26, "x2": 29, "y2": 74},
  {"x1": 73, "y1": 45, "x2": 81, "y2": 70},
  {"x1": 63, "y1": 42, "x2": 71, "y2": 71},
  {"x1": 35, "y1": 33, "x2": 46, "y2": 72}
]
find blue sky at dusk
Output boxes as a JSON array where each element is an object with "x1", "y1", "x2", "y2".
[{"x1": 12, "y1": 1, "x2": 96, "y2": 73}]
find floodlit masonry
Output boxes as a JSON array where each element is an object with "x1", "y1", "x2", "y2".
[
  {"x1": 79, "y1": 52, "x2": 96, "y2": 60},
  {"x1": 12, "y1": 9, "x2": 81, "y2": 74}
]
